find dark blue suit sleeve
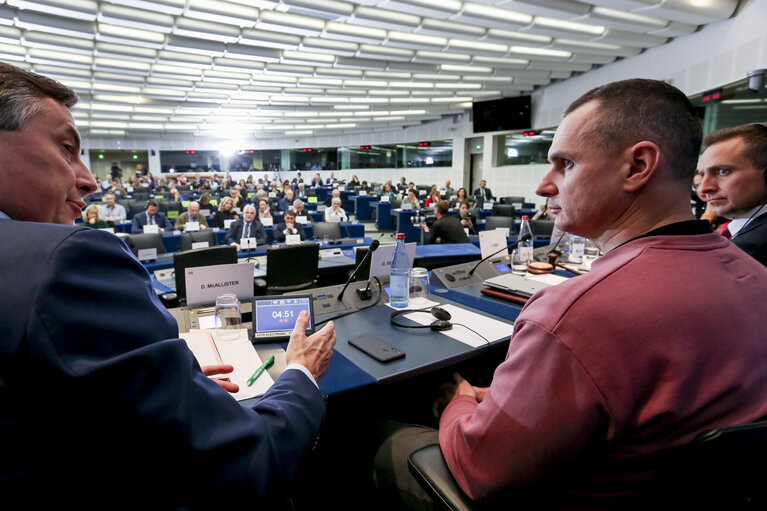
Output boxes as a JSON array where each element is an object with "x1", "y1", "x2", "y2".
[
  {"x1": 130, "y1": 213, "x2": 144, "y2": 234},
  {"x1": 256, "y1": 221, "x2": 267, "y2": 245},
  {"x1": 11, "y1": 227, "x2": 326, "y2": 503}
]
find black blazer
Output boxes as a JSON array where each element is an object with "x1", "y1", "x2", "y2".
[
  {"x1": 225, "y1": 219, "x2": 267, "y2": 246},
  {"x1": 428, "y1": 215, "x2": 470, "y2": 244},
  {"x1": 273, "y1": 221, "x2": 307, "y2": 242},
  {"x1": 732, "y1": 214, "x2": 767, "y2": 267}
]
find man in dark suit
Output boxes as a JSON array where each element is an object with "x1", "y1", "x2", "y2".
[
  {"x1": 274, "y1": 209, "x2": 307, "y2": 242},
  {"x1": 0, "y1": 62, "x2": 336, "y2": 507},
  {"x1": 698, "y1": 123, "x2": 767, "y2": 266},
  {"x1": 225, "y1": 204, "x2": 267, "y2": 249},
  {"x1": 474, "y1": 179, "x2": 494, "y2": 203},
  {"x1": 422, "y1": 200, "x2": 470, "y2": 244},
  {"x1": 130, "y1": 199, "x2": 170, "y2": 234}
]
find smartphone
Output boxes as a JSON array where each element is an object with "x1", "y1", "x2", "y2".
[{"x1": 348, "y1": 334, "x2": 405, "y2": 363}]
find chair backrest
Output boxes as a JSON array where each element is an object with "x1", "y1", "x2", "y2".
[
  {"x1": 130, "y1": 202, "x2": 148, "y2": 216},
  {"x1": 491, "y1": 204, "x2": 515, "y2": 217},
  {"x1": 179, "y1": 230, "x2": 216, "y2": 251},
  {"x1": 126, "y1": 233, "x2": 166, "y2": 256},
  {"x1": 390, "y1": 198, "x2": 402, "y2": 209},
  {"x1": 501, "y1": 196, "x2": 525, "y2": 205},
  {"x1": 173, "y1": 245, "x2": 238, "y2": 303},
  {"x1": 485, "y1": 216, "x2": 515, "y2": 234},
  {"x1": 312, "y1": 222, "x2": 341, "y2": 240},
  {"x1": 265, "y1": 243, "x2": 320, "y2": 293},
  {"x1": 531, "y1": 219, "x2": 554, "y2": 236}
]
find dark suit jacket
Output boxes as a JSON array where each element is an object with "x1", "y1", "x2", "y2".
[
  {"x1": 225, "y1": 218, "x2": 267, "y2": 246},
  {"x1": 732, "y1": 213, "x2": 767, "y2": 267},
  {"x1": 474, "y1": 187, "x2": 494, "y2": 203},
  {"x1": 130, "y1": 211, "x2": 171, "y2": 234},
  {"x1": 428, "y1": 215, "x2": 470, "y2": 244},
  {"x1": 273, "y1": 221, "x2": 307, "y2": 242},
  {"x1": 0, "y1": 219, "x2": 325, "y2": 506}
]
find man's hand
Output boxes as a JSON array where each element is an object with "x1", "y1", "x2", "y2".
[
  {"x1": 451, "y1": 373, "x2": 488, "y2": 403},
  {"x1": 286, "y1": 222, "x2": 294, "y2": 231},
  {"x1": 286, "y1": 310, "x2": 336, "y2": 381},
  {"x1": 202, "y1": 364, "x2": 239, "y2": 393}
]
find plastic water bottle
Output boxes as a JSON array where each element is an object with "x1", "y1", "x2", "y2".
[
  {"x1": 568, "y1": 234, "x2": 585, "y2": 263},
  {"x1": 389, "y1": 233, "x2": 410, "y2": 308},
  {"x1": 518, "y1": 215, "x2": 534, "y2": 265}
]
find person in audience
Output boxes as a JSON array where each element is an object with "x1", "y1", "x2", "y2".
[
  {"x1": 451, "y1": 187, "x2": 475, "y2": 208},
  {"x1": 532, "y1": 197, "x2": 552, "y2": 220},
  {"x1": 350, "y1": 175, "x2": 361, "y2": 187},
  {"x1": 397, "y1": 176, "x2": 407, "y2": 190},
  {"x1": 698, "y1": 123, "x2": 767, "y2": 266},
  {"x1": 107, "y1": 178, "x2": 127, "y2": 197},
  {"x1": 278, "y1": 188, "x2": 295, "y2": 212},
  {"x1": 324, "y1": 188, "x2": 341, "y2": 207},
  {"x1": 375, "y1": 78, "x2": 767, "y2": 509},
  {"x1": 245, "y1": 175, "x2": 255, "y2": 190},
  {"x1": 82, "y1": 205, "x2": 109, "y2": 229},
  {"x1": 213, "y1": 197, "x2": 238, "y2": 228},
  {"x1": 473, "y1": 179, "x2": 493, "y2": 203},
  {"x1": 458, "y1": 201, "x2": 477, "y2": 235},
  {"x1": 198, "y1": 192, "x2": 214, "y2": 212},
  {"x1": 359, "y1": 181, "x2": 371, "y2": 194},
  {"x1": 424, "y1": 190, "x2": 441, "y2": 208},
  {"x1": 274, "y1": 210, "x2": 307, "y2": 243},
  {"x1": 325, "y1": 197, "x2": 348, "y2": 222},
  {"x1": 155, "y1": 178, "x2": 169, "y2": 193},
  {"x1": 131, "y1": 199, "x2": 170, "y2": 234},
  {"x1": 401, "y1": 189, "x2": 420, "y2": 209},
  {"x1": 269, "y1": 181, "x2": 281, "y2": 198},
  {"x1": 257, "y1": 199, "x2": 273, "y2": 221},
  {"x1": 100, "y1": 172, "x2": 112, "y2": 193},
  {"x1": 311, "y1": 173, "x2": 323, "y2": 187},
  {"x1": 444, "y1": 180, "x2": 455, "y2": 197},
  {"x1": 174, "y1": 201, "x2": 208, "y2": 231},
  {"x1": 229, "y1": 186, "x2": 246, "y2": 210},
  {"x1": 378, "y1": 183, "x2": 396, "y2": 202},
  {"x1": 325, "y1": 171, "x2": 336, "y2": 185},
  {"x1": 169, "y1": 188, "x2": 182, "y2": 202},
  {"x1": 422, "y1": 200, "x2": 470, "y2": 244},
  {"x1": 296, "y1": 182, "x2": 308, "y2": 199},
  {"x1": 292, "y1": 199, "x2": 310, "y2": 223},
  {"x1": 225, "y1": 204, "x2": 267, "y2": 249},
  {"x1": 97, "y1": 193, "x2": 126, "y2": 223}
]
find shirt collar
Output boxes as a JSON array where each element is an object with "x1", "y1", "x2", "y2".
[
  {"x1": 0, "y1": 209, "x2": 10, "y2": 220},
  {"x1": 729, "y1": 203, "x2": 767, "y2": 237}
]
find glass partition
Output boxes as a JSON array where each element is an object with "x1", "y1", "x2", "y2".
[{"x1": 496, "y1": 130, "x2": 554, "y2": 167}]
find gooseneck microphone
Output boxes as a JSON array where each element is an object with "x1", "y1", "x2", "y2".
[
  {"x1": 337, "y1": 239, "x2": 380, "y2": 301},
  {"x1": 468, "y1": 233, "x2": 532, "y2": 276}
]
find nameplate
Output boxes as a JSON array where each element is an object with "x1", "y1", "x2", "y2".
[
  {"x1": 338, "y1": 186, "x2": 345, "y2": 191},
  {"x1": 224, "y1": 219, "x2": 235, "y2": 229},
  {"x1": 141, "y1": 183, "x2": 149, "y2": 187},
  {"x1": 512, "y1": 203, "x2": 523, "y2": 209},
  {"x1": 137, "y1": 248, "x2": 157, "y2": 262},
  {"x1": 268, "y1": 192, "x2": 277, "y2": 198},
  {"x1": 98, "y1": 227, "x2": 115, "y2": 234},
  {"x1": 185, "y1": 262, "x2": 254, "y2": 308},
  {"x1": 317, "y1": 205, "x2": 327, "y2": 212},
  {"x1": 286, "y1": 234, "x2": 301, "y2": 245},
  {"x1": 450, "y1": 195, "x2": 457, "y2": 201},
  {"x1": 126, "y1": 186, "x2": 133, "y2": 193},
  {"x1": 307, "y1": 196, "x2": 317, "y2": 203},
  {"x1": 479, "y1": 229, "x2": 508, "y2": 259},
  {"x1": 192, "y1": 241, "x2": 209, "y2": 250},
  {"x1": 261, "y1": 217, "x2": 273, "y2": 227},
  {"x1": 185, "y1": 221, "x2": 200, "y2": 232},
  {"x1": 143, "y1": 224, "x2": 159, "y2": 234},
  {"x1": 296, "y1": 216, "x2": 308, "y2": 224},
  {"x1": 419, "y1": 190, "x2": 427, "y2": 196},
  {"x1": 483, "y1": 202, "x2": 494, "y2": 210},
  {"x1": 401, "y1": 203, "x2": 412, "y2": 210},
  {"x1": 240, "y1": 237, "x2": 257, "y2": 250},
  {"x1": 358, "y1": 190, "x2": 367, "y2": 196},
  {"x1": 199, "y1": 209, "x2": 210, "y2": 217},
  {"x1": 380, "y1": 195, "x2": 390, "y2": 202},
  {"x1": 368, "y1": 242, "x2": 416, "y2": 281}
]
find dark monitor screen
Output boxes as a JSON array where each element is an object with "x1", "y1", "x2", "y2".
[
  {"x1": 472, "y1": 95, "x2": 531, "y2": 133},
  {"x1": 173, "y1": 245, "x2": 238, "y2": 303}
]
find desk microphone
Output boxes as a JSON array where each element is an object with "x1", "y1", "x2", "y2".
[
  {"x1": 337, "y1": 239, "x2": 379, "y2": 301},
  {"x1": 468, "y1": 233, "x2": 532, "y2": 276}
]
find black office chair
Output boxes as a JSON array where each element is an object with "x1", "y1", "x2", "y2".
[
  {"x1": 484, "y1": 216, "x2": 515, "y2": 234},
  {"x1": 264, "y1": 242, "x2": 320, "y2": 294},
  {"x1": 408, "y1": 418, "x2": 767, "y2": 511},
  {"x1": 501, "y1": 196, "x2": 526, "y2": 206},
  {"x1": 129, "y1": 201, "x2": 148, "y2": 217},
  {"x1": 159, "y1": 200, "x2": 182, "y2": 213},
  {"x1": 391, "y1": 198, "x2": 402, "y2": 209},
  {"x1": 173, "y1": 245, "x2": 238, "y2": 305},
  {"x1": 312, "y1": 222, "x2": 342, "y2": 240},
  {"x1": 179, "y1": 230, "x2": 216, "y2": 251},
  {"x1": 491, "y1": 204, "x2": 515, "y2": 217},
  {"x1": 125, "y1": 233, "x2": 166, "y2": 257},
  {"x1": 531, "y1": 219, "x2": 554, "y2": 237},
  {"x1": 131, "y1": 190, "x2": 150, "y2": 201}
]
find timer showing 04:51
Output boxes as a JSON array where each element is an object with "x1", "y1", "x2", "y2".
[{"x1": 272, "y1": 310, "x2": 295, "y2": 319}]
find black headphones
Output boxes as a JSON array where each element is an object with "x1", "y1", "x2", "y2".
[{"x1": 390, "y1": 306, "x2": 453, "y2": 331}]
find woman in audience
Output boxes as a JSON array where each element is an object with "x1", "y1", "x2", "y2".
[
  {"x1": 378, "y1": 183, "x2": 396, "y2": 202},
  {"x1": 350, "y1": 175, "x2": 361, "y2": 187},
  {"x1": 402, "y1": 189, "x2": 421, "y2": 209},
  {"x1": 359, "y1": 181, "x2": 371, "y2": 194},
  {"x1": 325, "y1": 197, "x2": 348, "y2": 222},
  {"x1": 451, "y1": 187, "x2": 475, "y2": 208},
  {"x1": 246, "y1": 175, "x2": 255, "y2": 190},
  {"x1": 214, "y1": 197, "x2": 238, "y2": 228},
  {"x1": 169, "y1": 188, "x2": 182, "y2": 202},
  {"x1": 258, "y1": 199, "x2": 273, "y2": 221},
  {"x1": 458, "y1": 201, "x2": 477, "y2": 235},
  {"x1": 198, "y1": 193, "x2": 215, "y2": 212},
  {"x1": 424, "y1": 190, "x2": 441, "y2": 208},
  {"x1": 83, "y1": 205, "x2": 109, "y2": 229},
  {"x1": 532, "y1": 198, "x2": 551, "y2": 220}
]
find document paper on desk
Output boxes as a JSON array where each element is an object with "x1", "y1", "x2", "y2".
[
  {"x1": 181, "y1": 329, "x2": 274, "y2": 401},
  {"x1": 404, "y1": 304, "x2": 512, "y2": 348}
]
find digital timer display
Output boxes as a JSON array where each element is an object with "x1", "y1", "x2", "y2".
[{"x1": 255, "y1": 297, "x2": 313, "y2": 333}]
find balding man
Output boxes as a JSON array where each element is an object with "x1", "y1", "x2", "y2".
[{"x1": 174, "y1": 201, "x2": 208, "y2": 231}]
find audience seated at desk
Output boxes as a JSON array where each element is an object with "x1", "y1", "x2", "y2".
[
  {"x1": 424, "y1": 190, "x2": 441, "y2": 208},
  {"x1": 375, "y1": 79, "x2": 767, "y2": 510},
  {"x1": 229, "y1": 186, "x2": 246, "y2": 210},
  {"x1": 311, "y1": 173, "x2": 323, "y2": 188},
  {"x1": 278, "y1": 188, "x2": 295, "y2": 212},
  {"x1": 97, "y1": 192, "x2": 126, "y2": 223},
  {"x1": 274, "y1": 210, "x2": 307, "y2": 242},
  {"x1": 324, "y1": 188, "x2": 341, "y2": 207},
  {"x1": 226, "y1": 204, "x2": 266, "y2": 250},
  {"x1": 258, "y1": 199, "x2": 273, "y2": 222},
  {"x1": 457, "y1": 201, "x2": 477, "y2": 235},
  {"x1": 292, "y1": 199, "x2": 310, "y2": 223},
  {"x1": 175, "y1": 201, "x2": 208, "y2": 231},
  {"x1": 325, "y1": 197, "x2": 348, "y2": 223},
  {"x1": 325, "y1": 171, "x2": 336, "y2": 185},
  {"x1": 213, "y1": 196, "x2": 238, "y2": 228},
  {"x1": 132, "y1": 200, "x2": 171, "y2": 234},
  {"x1": 402, "y1": 189, "x2": 420, "y2": 209},
  {"x1": 378, "y1": 183, "x2": 396, "y2": 202},
  {"x1": 82, "y1": 205, "x2": 109, "y2": 229},
  {"x1": 443, "y1": 179, "x2": 455, "y2": 198},
  {"x1": 473, "y1": 179, "x2": 494, "y2": 203},
  {"x1": 698, "y1": 123, "x2": 767, "y2": 267},
  {"x1": 422, "y1": 200, "x2": 469, "y2": 244}
]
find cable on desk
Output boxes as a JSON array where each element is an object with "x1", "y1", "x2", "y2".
[
  {"x1": 315, "y1": 277, "x2": 382, "y2": 326},
  {"x1": 451, "y1": 323, "x2": 490, "y2": 345}
]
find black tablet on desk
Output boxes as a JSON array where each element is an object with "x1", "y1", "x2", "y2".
[{"x1": 250, "y1": 295, "x2": 316, "y2": 343}]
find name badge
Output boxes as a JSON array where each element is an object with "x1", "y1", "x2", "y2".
[
  {"x1": 137, "y1": 248, "x2": 157, "y2": 261},
  {"x1": 401, "y1": 203, "x2": 412, "y2": 210},
  {"x1": 285, "y1": 234, "x2": 301, "y2": 245},
  {"x1": 185, "y1": 221, "x2": 200, "y2": 231},
  {"x1": 240, "y1": 237, "x2": 257, "y2": 250},
  {"x1": 380, "y1": 195, "x2": 390, "y2": 202},
  {"x1": 261, "y1": 217, "x2": 273, "y2": 227},
  {"x1": 358, "y1": 190, "x2": 367, "y2": 196},
  {"x1": 143, "y1": 224, "x2": 159, "y2": 234}
]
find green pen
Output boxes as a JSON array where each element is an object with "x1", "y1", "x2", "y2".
[{"x1": 247, "y1": 355, "x2": 275, "y2": 386}]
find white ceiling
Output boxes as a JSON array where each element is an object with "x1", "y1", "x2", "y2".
[{"x1": 0, "y1": 0, "x2": 739, "y2": 139}]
